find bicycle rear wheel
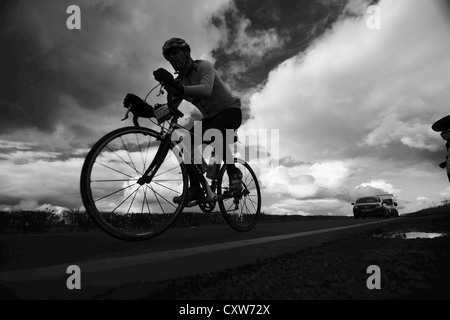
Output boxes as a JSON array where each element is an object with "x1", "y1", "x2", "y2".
[
  {"x1": 217, "y1": 159, "x2": 261, "y2": 232},
  {"x1": 80, "y1": 126, "x2": 188, "y2": 241}
]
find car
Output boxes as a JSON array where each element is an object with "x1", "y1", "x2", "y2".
[
  {"x1": 351, "y1": 196, "x2": 391, "y2": 219},
  {"x1": 379, "y1": 195, "x2": 399, "y2": 217}
]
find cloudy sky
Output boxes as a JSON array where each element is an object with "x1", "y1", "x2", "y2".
[{"x1": 1, "y1": 0, "x2": 450, "y2": 216}]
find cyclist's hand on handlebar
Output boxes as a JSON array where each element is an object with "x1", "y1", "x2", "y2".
[
  {"x1": 123, "y1": 93, "x2": 154, "y2": 118},
  {"x1": 153, "y1": 68, "x2": 184, "y2": 95},
  {"x1": 153, "y1": 68, "x2": 173, "y2": 83}
]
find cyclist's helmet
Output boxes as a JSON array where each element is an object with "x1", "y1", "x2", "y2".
[{"x1": 162, "y1": 38, "x2": 191, "y2": 59}]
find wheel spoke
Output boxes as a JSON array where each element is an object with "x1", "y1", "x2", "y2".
[
  {"x1": 151, "y1": 185, "x2": 165, "y2": 214},
  {"x1": 154, "y1": 165, "x2": 179, "y2": 178},
  {"x1": 145, "y1": 188, "x2": 152, "y2": 214},
  {"x1": 120, "y1": 136, "x2": 141, "y2": 176},
  {"x1": 246, "y1": 196, "x2": 259, "y2": 209},
  {"x1": 106, "y1": 146, "x2": 140, "y2": 176},
  {"x1": 144, "y1": 136, "x2": 153, "y2": 169},
  {"x1": 152, "y1": 180, "x2": 181, "y2": 194},
  {"x1": 91, "y1": 179, "x2": 138, "y2": 182},
  {"x1": 243, "y1": 178, "x2": 254, "y2": 189},
  {"x1": 96, "y1": 162, "x2": 136, "y2": 179},
  {"x1": 146, "y1": 184, "x2": 177, "y2": 211},
  {"x1": 141, "y1": 187, "x2": 147, "y2": 214},
  {"x1": 94, "y1": 183, "x2": 137, "y2": 202},
  {"x1": 111, "y1": 185, "x2": 140, "y2": 214},
  {"x1": 244, "y1": 197, "x2": 255, "y2": 214},
  {"x1": 136, "y1": 134, "x2": 146, "y2": 172},
  {"x1": 127, "y1": 185, "x2": 141, "y2": 214}
]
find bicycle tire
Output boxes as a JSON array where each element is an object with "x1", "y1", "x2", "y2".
[
  {"x1": 217, "y1": 159, "x2": 261, "y2": 232},
  {"x1": 80, "y1": 126, "x2": 188, "y2": 241}
]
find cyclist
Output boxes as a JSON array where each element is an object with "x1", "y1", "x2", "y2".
[
  {"x1": 153, "y1": 37, "x2": 243, "y2": 204},
  {"x1": 438, "y1": 129, "x2": 450, "y2": 184},
  {"x1": 438, "y1": 130, "x2": 450, "y2": 168}
]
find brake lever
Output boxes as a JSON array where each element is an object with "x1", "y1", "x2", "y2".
[
  {"x1": 156, "y1": 85, "x2": 165, "y2": 97},
  {"x1": 121, "y1": 106, "x2": 131, "y2": 121}
]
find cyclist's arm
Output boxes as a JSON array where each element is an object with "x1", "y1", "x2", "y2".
[
  {"x1": 166, "y1": 88, "x2": 183, "y2": 109},
  {"x1": 182, "y1": 60, "x2": 215, "y2": 98}
]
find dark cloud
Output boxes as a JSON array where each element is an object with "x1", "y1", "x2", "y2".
[
  {"x1": 0, "y1": 0, "x2": 351, "y2": 136},
  {"x1": 346, "y1": 141, "x2": 447, "y2": 169},
  {"x1": 0, "y1": 1, "x2": 124, "y2": 134},
  {"x1": 0, "y1": 195, "x2": 22, "y2": 206},
  {"x1": 1, "y1": 0, "x2": 246, "y2": 140},
  {"x1": 210, "y1": 0, "x2": 348, "y2": 90},
  {"x1": 0, "y1": 0, "x2": 208, "y2": 138}
]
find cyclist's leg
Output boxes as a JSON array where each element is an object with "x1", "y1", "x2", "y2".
[
  {"x1": 202, "y1": 109, "x2": 243, "y2": 189},
  {"x1": 174, "y1": 165, "x2": 201, "y2": 204},
  {"x1": 186, "y1": 166, "x2": 200, "y2": 186},
  {"x1": 186, "y1": 125, "x2": 203, "y2": 188},
  {"x1": 170, "y1": 126, "x2": 203, "y2": 204},
  {"x1": 202, "y1": 108, "x2": 242, "y2": 167}
]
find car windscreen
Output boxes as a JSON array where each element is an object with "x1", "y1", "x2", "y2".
[
  {"x1": 382, "y1": 199, "x2": 393, "y2": 205},
  {"x1": 356, "y1": 197, "x2": 378, "y2": 204}
]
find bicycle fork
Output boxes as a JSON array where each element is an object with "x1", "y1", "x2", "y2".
[{"x1": 136, "y1": 135, "x2": 171, "y2": 185}]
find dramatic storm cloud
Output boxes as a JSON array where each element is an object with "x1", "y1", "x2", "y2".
[{"x1": 1, "y1": 0, "x2": 229, "y2": 141}]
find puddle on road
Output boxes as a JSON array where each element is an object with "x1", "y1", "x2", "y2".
[{"x1": 374, "y1": 232, "x2": 447, "y2": 239}]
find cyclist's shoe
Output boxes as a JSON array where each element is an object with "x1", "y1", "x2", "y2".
[
  {"x1": 173, "y1": 186, "x2": 201, "y2": 204},
  {"x1": 228, "y1": 168, "x2": 243, "y2": 192}
]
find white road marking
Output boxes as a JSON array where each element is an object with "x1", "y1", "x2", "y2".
[{"x1": 0, "y1": 219, "x2": 397, "y2": 282}]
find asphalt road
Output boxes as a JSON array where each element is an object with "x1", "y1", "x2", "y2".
[{"x1": 0, "y1": 217, "x2": 403, "y2": 299}]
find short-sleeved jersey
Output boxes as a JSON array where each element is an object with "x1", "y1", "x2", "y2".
[{"x1": 175, "y1": 60, "x2": 241, "y2": 118}]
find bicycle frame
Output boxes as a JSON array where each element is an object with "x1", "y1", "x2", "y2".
[
  {"x1": 124, "y1": 86, "x2": 246, "y2": 206},
  {"x1": 134, "y1": 116, "x2": 217, "y2": 203}
]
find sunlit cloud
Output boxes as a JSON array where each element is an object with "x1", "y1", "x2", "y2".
[
  {"x1": 239, "y1": 0, "x2": 450, "y2": 214},
  {"x1": 259, "y1": 161, "x2": 352, "y2": 200},
  {"x1": 356, "y1": 180, "x2": 400, "y2": 196},
  {"x1": 0, "y1": 150, "x2": 86, "y2": 209}
]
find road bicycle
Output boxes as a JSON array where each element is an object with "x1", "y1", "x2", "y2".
[{"x1": 80, "y1": 85, "x2": 261, "y2": 241}]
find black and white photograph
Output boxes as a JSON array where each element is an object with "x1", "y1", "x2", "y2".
[{"x1": 1, "y1": 0, "x2": 449, "y2": 304}]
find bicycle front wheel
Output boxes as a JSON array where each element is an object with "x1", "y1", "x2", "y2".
[
  {"x1": 217, "y1": 159, "x2": 261, "y2": 232},
  {"x1": 80, "y1": 126, "x2": 188, "y2": 241}
]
